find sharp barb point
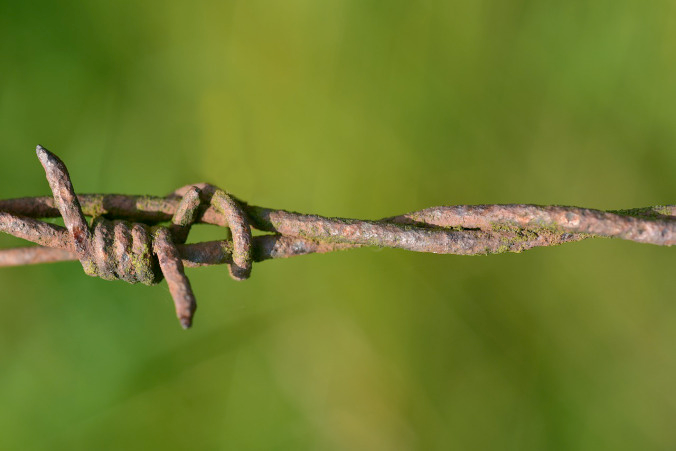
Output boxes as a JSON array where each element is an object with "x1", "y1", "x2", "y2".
[
  {"x1": 35, "y1": 145, "x2": 47, "y2": 160},
  {"x1": 35, "y1": 145, "x2": 62, "y2": 170}
]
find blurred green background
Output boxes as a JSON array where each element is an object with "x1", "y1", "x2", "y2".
[{"x1": 0, "y1": 1, "x2": 675, "y2": 450}]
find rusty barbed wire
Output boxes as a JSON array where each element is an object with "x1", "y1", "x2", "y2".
[{"x1": 0, "y1": 146, "x2": 673, "y2": 329}]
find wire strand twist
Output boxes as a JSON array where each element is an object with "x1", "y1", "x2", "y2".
[{"x1": 0, "y1": 146, "x2": 672, "y2": 329}]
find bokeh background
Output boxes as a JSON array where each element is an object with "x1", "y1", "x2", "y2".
[{"x1": 1, "y1": 1, "x2": 675, "y2": 450}]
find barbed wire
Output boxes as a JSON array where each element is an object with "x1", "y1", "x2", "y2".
[{"x1": 0, "y1": 146, "x2": 673, "y2": 329}]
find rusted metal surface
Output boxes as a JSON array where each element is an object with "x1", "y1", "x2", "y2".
[
  {"x1": 36, "y1": 146, "x2": 94, "y2": 267},
  {"x1": 0, "y1": 246, "x2": 75, "y2": 266},
  {"x1": 210, "y1": 190, "x2": 253, "y2": 281},
  {"x1": 0, "y1": 145, "x2": 673, "y2": 329},
  {"x1": 153, "y1": 228, "x2": 196, "y2": 330},
  {"x1": 2, "y1": 195, "x2": 673, "y2": 247},
  {"x1": 384, "y1": 204, "x2": 675, "y2": 246},
  {"x1": 168, "y1": 186, "x2": 201, "y2": 245},
  {"x1": 0, "y1": 211, "x2": 69, "y2": 247},
  {"x1": 0, "y1": 236, "x2": 359, "y2": 268}
]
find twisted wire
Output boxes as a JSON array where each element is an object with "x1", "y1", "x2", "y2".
[{"x1": 0, "y1": 145, "x2": 673, "y2": 329}]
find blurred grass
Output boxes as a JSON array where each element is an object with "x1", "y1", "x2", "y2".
[{"x1": 1, "y1": 1, "x2": 675, "y2": 450}]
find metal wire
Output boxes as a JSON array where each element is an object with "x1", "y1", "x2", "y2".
[{"x1": 0, "y1": 146, "x2": 673, "y2": 329}]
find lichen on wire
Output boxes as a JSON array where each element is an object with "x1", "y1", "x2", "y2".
[{"x1": 0, "y1": 146, "x2": 673, "y2": 329}]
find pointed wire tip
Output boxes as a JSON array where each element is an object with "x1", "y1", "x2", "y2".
[
  {"x1": 35, "y1": 145, "x2": 55, "y2": 166},
  {"x1": 180, "y1": 317, "x2": 193, "y2": 330},
  {"x1": 35, "y1": 145, "x2": 69, "y2": 176},
  {"x1": 36, "y1": 144, "x2": 47, "y2": 158}
]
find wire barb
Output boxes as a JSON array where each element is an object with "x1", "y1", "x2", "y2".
[
  {"x1": 30, "y1": 146, "x2": 255, "y2": 329},
  {"x1": 36, "y1": 146, "x2": 93, "y2": 268},
  {"x1": 153, "y1": 228, "x2": 196, "y2": 329},
  {"x1": 0, "y1": 146, "x2": 673, "y2": 329}
]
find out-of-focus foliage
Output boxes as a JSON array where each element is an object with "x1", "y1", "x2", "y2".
[{"x1": 0, "y1": 1, "x2": 674, "y2": 450}]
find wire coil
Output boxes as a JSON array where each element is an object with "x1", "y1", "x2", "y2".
[{"x1": 34, "y1": 146, "x2": 253, "y2": 329}]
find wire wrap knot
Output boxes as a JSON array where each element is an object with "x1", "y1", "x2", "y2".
[
  {"x1": 35, "y1": 145, "x2": 254, "y2": 329},
  {"x1": 87, "y1": 218, "x2": 160, "y2": 285}
]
